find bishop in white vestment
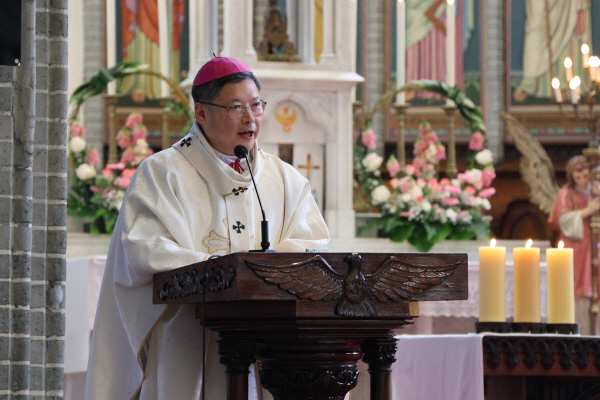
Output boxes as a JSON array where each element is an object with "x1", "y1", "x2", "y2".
[{"x1": 84, "y1": 57, "x2": 329, "y2": 400}]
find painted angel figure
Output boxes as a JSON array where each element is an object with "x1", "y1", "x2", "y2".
[
  {"x1": 503, "y1": 114, "x2": 600, "y2": 334},
  {"x1": 548, "y1": 156, "x2": 600, "y2": 299}
]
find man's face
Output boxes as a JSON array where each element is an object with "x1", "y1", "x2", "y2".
[
  {"x1": 573, "y1": 168, "x2": 590, "y2": 189},
  {"x1": 194, "y1": 78, "x2": 262, "y2": 156}
]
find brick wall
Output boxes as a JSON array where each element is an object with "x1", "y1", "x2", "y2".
[{"x1": 0, "y1": 0, "x2": 68, "y2": 397}]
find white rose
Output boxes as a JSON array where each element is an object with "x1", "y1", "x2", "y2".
[
  {"x1": 445, "y1": 208, "x2": 458, "y2": 223},
  {"x1": 400, "y1": 193, "x2": 412, "y2": 203},
  {"x1": 451, "y1": 179, "x2": 461, "y2": 188},
  {"x1": 409, "y1": 185, "x2": 423, "y2": 199},
  {"x1": 482, "y1": 198, "x2": 491, "y2": 210},
  {"x1": 134, "y1": 138, "x2": 149, "y2": 155},
  {"x1": 475, "y1": 149, "x2": 493, "y2": 165},
  {"x1": 75, "y1": 163, "x2": 96, "y2": 181},
  {"x1": 362, "y1": 152, "x2": 383, "y2": 172},
  {"x1": 69, "y1": 136, "x2": 86, "y2": 153},
  {"x1": 371, "y1": 185, "x2": 392, "y2": 204},
  {"x1": 425, "y1": 143, "x2": 437, "y2": 161},
  {"x1": 468, "y1": 168, "x2": 483, "y2": 182},
  {"x1": 421, "y1": 200, "x2": 432, "y2": 212}
]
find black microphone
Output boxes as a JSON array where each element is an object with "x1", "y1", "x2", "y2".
[{"x1": 234, "y1": 145, "x2": 274, "y2": 252}]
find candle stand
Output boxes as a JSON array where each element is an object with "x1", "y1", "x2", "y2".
[{"x1": 393, "y1": 103, "x2": 409, "y2": 168}]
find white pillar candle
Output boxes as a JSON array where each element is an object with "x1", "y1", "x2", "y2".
[
  {"x1": 564, "y1": 57, "x2": 574, "y2": 82},
  {"x1": 551, "y1": 78, "x2": 562, "y2": 103},
  {"x1": 396, "y1": 0, "x2": 406, "y2": 104},
  {"x1": 546, "y1": 242, "x2": 575, "y2": 324},
  {"x1": 582, "y1": 44, "x2": 590, "y2": 68},
  {"x1": 513, "y1": 239, "x2": 541, "y2": 323},
  {"x1": 479, "y1": 239, "x2": 506, "y2": 322},
  {"x1": 158, "y1": 0, "x2": 170, "y2": 98},
  {"x1": 106, "y1": 0, "x2": 117, "y2": 95},
  {"x1": 445, "y1": 0, "x2": 455, "y2": 106}
]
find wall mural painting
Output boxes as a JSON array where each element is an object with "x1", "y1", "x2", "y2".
[
  {"x1": 509, "y1": 0, "x2": 600, "y2": 140},
  {"x1": 111, "y1": 0, "x2": 190, "y2": 138},
  {"x1": 389, "y1": 0, "x2": 481, "y2": 142}
]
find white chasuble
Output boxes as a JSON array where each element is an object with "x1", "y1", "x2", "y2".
[{"x1": 84, "y1": 122, "x2": 329, "y2": 400}]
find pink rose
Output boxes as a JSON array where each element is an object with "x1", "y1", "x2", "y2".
[
  {"x1": 120, "y1": 148, "x2": 137, "y2": 166},
  {"x1": 482, "y1": 168, "x2": 496, "y2": 187},
  {"x1": 125, "y1": 112, "x2": 143, "y2": 128},
  {"x1": 469, "y1": 132, "x2": 485, "y2": 151},
  {"x1": 116, "y1": 176, "x2": 131, "y2": 188},
  {"x1": 390, "y1": 178, "x2": 400, "y2": 188},
  {"x1": 412, "y1": 157, "x2": 425, "y2": 170},
  {"x1": 400, "y1": 211, "x2": 413, "y2": 217},
  {"x1": 116, "y1": 129, "x2": 132, "y2": 149},
  {"x1": 387, "y1": 159, "x2": 401, "y2": 177},
  {"x1": 70, "y1": 121, "x2": 86, "y2": 138},
  {"x1": 102, "y1": 168, "x2": 113, "y2": 179},
  {"x1": 133, "y1": 126, "x2": 148, "y2": 142},
  {"x1": 106, "y1": 162, "x2": 125, "y2": 170},
  {"x1": 85, "y1": 148, "x2": 101, "y2": 166},
  {"x1": 121, "y1": 168, "x2": 136, "y2": 178},
  {"x1": 457, "y1": 172, "x2": 473, "y2": 183},
  {"x1": 434, "y1": 145, "x2": 446, "y2": 161},
  {"x1": 90, "y1": 185, "x2": 102, "y2": 193},
  {"x1": 439, "y1": 178, "x2": 450, "y2": 186},
  {"x1": 478, "y1": 187, "x2": 496, "y2": 198},
  {"x1": 444, "y1": 185, "x2": 462, "y2": 195},
  {"x1": 465, "y1": 186, "x2": 476, "y2": 195},
  {"x1": 413, "y1": 141, "x2": 427, "y2": 156},
  {"x1": 416, "y1": 178, "x2": 427, "y2": 187},
  {"x1": 442, "y1": 197, "x2": 460, "y2": 206},
  {"x1": 399, "y1": 176, "x2": 411, "y2": 193},
  {"x1": 361, "y1": 129, "x2": 376, "y2": 149},
  {"x1": 404, "y1": 164, "x2": 415, "y2": 176}
]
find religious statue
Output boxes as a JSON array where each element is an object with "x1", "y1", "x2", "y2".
[{"x1": 548, "y1": 155, "x2": 600, "y2": 333}]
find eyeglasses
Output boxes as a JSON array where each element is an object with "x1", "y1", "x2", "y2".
[{"x1": 202, "y1": 100, "x2": 267, "y2": 120}]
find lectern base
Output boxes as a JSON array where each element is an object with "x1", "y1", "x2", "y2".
[{"x1": 209, "y1": 316, "x2": 409, "y2": 400}]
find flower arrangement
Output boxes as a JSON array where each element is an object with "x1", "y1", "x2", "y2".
[
  {"x1": 67, "y1": 112, "x2": 153, "y2": 234},
  {"x1": 355, "y1": 81, "x2": 495, "y2": 252}
]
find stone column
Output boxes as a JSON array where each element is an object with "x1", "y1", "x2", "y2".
[
  {"x1": 319, "y1": 0, "x2": 336, "y2": 64},
  {"x1": 366, "y1": 0, "x2": 386, "y2": 154},
  {"x1": 485, "y1": 0, "x2": 506, "y2": 162},
  {"x1": 0, "y1": 0, "x2": 68, "y2": 396},
  {"x1": 83, "y1": 0, "x2": 105, "y2": 161}
]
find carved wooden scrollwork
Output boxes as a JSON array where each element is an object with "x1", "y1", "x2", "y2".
[
  {"x1": 259, "y1": 368, "x2": 359, "y2": 400},
  {"x1": 218, "y1": 341, "x2": 256, "y2": 374},
  {"x1": 482, "y1": 336, "x2": 600, "y2": 372},
  {"x1": 157, "y1": 264, "x2": 235, "y2": 300},
  {"x1": 246, "y1": 253, "x2": 460, "y2": 317},
  {"x1": 361, "y1": 338, "x2": 398, "y2": 371}
]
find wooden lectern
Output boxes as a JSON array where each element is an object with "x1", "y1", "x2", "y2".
[{"x1": 153, "y1": 252, "x2": 467, "y2": 400}]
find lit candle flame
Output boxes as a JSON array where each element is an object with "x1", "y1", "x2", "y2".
[
  {"x1": 526, "y1": 239, "x2": 533, "y2": 249},
  {"x1": 397, "y1": 0, "x2": 404, "y2": 2},
  {"x1": 490, "y1": 239, "x2": 496, "y2": 248},
  {"x1": 569, "y1": 76, "x2": 581, "y2": 90},
  {"x1": 564, "y1": 57, "x2": 573, "y2": 69},
  {"x1": 582, "y1": 44, "x2": 590, "y2": 55},
  {"x1": 590, "y1": 56, "x2": 600, "y2": 68},
  {"x1": 558, "y1": 241, "x2": 564, "y2": 249},
  {"x1": 551, "y1": 77, "x2": 560, "y2": 89},
  {"x1": 447, "y1": 0, "x2": 455, "y2": 4}
]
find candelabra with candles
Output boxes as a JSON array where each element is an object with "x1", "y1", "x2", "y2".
[{"x1": 552, "y1": 44, "x2": 600, "y2": 334}]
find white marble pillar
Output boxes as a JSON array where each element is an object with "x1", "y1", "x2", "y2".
[
  {"x1": 244, "y1": 0, "x2": 258, "y2": 60},
  {"x1": 106, "y1": 0, "x2": 116, "y2": 94},
  {"x1": 286, "y1": 0, "x2": 298, "y2": 49},
  {"x1": 158, "y1": 0, "x2": 170, "y2": 96},
  {"x1": 298, "y1": 0, "x2": 315, "y2": 64},
  {"x1": 319, "y1": 0, "x2": 336, "y2": 63},
  {"x1": 189, "y1": 0, "x2": 219, "y2": 75}
]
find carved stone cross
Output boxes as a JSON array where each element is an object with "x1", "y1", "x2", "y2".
[{"x1": 297, "y1": 153, "x2": 320, "y2": 181}]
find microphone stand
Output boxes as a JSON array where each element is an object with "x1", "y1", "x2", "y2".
[{"x1": 234, "y1": 145, "x2": 276, "y2": 253}]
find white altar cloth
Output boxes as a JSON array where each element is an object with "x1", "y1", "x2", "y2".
[{"x1": 392, "y1": 334, "x2": 484, "y2": 400}]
